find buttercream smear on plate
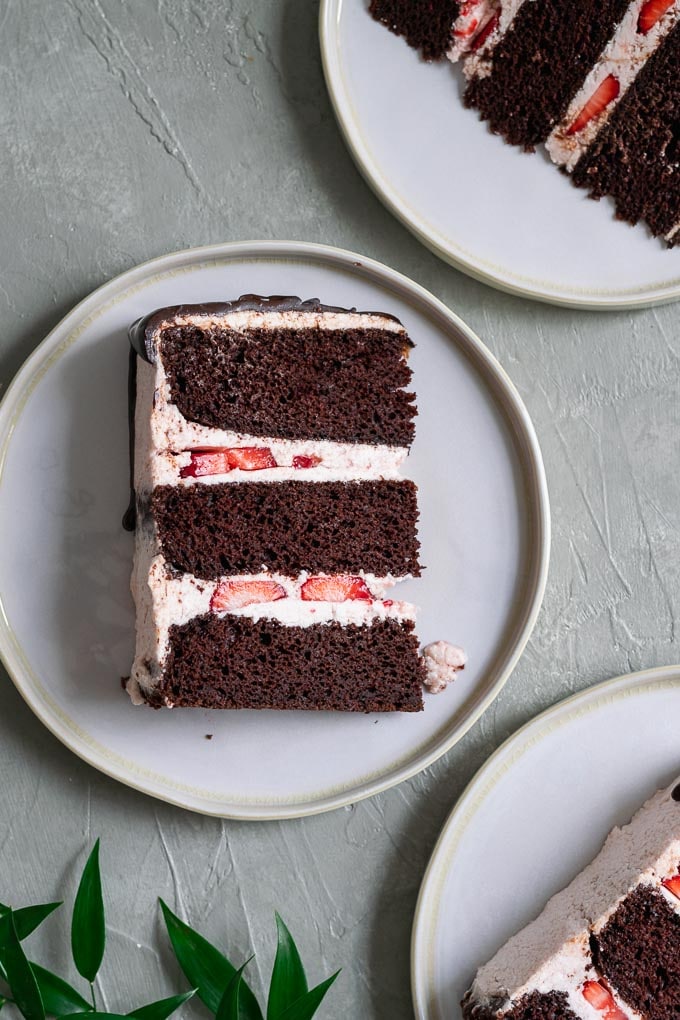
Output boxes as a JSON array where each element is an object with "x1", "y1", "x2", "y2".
[
  {"x1": 462, "y1": 777, "x2": 680, "y2": 1020},
  {"x1": 124, "y1": 295, "x2": 466, "y2": 711},
  {"x1": 369, "y1": 0, "x2": 680, "y2": 246}
]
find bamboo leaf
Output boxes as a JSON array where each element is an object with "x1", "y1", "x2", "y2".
[
  {"x1": 274, "y1": 973, "x2": 340, "y2": 1020},
  {"x1": 29, "y1": 963, "x2": 93, "y2": 1016},
  {"x1": 128, "y1": 990, "x2": 196, "y2": 1020},
  {"x1": 0, "y1": 911, "x2": 45, "y2": 1020},
  {"x1": 215, "y1": 962, "x2": 252, "y2": 1020},
  {"x1": 71, "y1": 842, "x2": 105, "y2": 983},
  {"x1": 159, "y1": 901, "x2": 262, "y2": 1020},
  {"x1": 13, "y1": 905, "x2": 62, "y2": 943},
  {"x1": 266, "y1": 917, "x2": 306, "y2": 1020}
]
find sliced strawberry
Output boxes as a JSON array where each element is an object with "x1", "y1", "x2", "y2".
[
  {"x1": 210, "y1": 579, "x2": 287, "y2": 613},
  {"x1": 382, "y1": 599, "x2": 394, "y2": 607},
  {"x1": 638, "y1": 0, "x2": 674, "y2": 33},
  {"x1": 567, "y1": 75, "x2": 620, "y2": 136},
  {"x1": 292, "y1": 454, "x2": 322, "y2": 469},
  {"x1": 582, "y1": 982, "x2": 628, "y2": 1020},
  {"x1": 181, "y1": 446, "x2": 277, "y2": 478},
  {"x1": 300, "y1": 575, "x2": 373, "y2": 603},
  {"x1": 454, "y1": 16, "x2": 479, "y2": 37},
  {"x1": 471, "y1": 13, "x2": 499, "y2": 50},
  {"x1": 662, "y1": 873, "x2": 680, "y2": 899},
  {"x1": 224, "y1": 447, "x2": 277, "y2": 471}
]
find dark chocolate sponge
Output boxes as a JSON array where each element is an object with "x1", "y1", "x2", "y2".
[
  {"x1": 369, "y1": 0, "x2": 459, "y2": 61},
  {"x1": 161, "y1": 615, "x2": 425, "y2": 712},
  {"x1": 158, "y1": 325, "x2": 416, "y2": 447},
  {"x1": 151, "y1": 479, "x2": 421, "y2": 580},
  {"x1": 592, "y1": 884, "x2": 680, "y2": 1020}
]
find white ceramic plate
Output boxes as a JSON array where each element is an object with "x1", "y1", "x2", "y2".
[
  {"x1": 0, "y1": 240, "x2": 549, "y2": 820},
  {"x1": 320, "y1": 0, "x2": 680, "y2": 309},
  {"x1": 411, "y1": 665, "x2": 680, "y2": 1019}
]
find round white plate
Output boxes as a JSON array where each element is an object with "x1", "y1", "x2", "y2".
[
  {"x1": 0, "y1": 240, "x2": 549, "y2": 820},
  {"x1": 412, "y1": 665, "x2": 680, "y2": 1019},
  {"x1": 320, "y1": 0, "x2": 680, "y2": 309}
]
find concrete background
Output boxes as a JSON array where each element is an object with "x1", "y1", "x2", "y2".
[{"x1": 1, "y1": 1, "x2": 679, "y2": 1017}]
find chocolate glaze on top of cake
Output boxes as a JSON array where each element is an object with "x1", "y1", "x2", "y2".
[{"x1": 129, "y1": 295, "x2": 403, "y2": 364}]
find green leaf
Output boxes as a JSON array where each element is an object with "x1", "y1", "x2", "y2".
[
  {"x1": 71, "y1": 841, "x2": 105, "y2": 983},
  {"x1": 274, "y1": 973, "x2": 340, "y2": 1020},
  {"x1": 128, "y1": 990, "x2": 196, "y2": 1020},
  {"x1": 66, "y1": 1014, "x2": 128, "y2": 1020},
  {"x1": 216, "y1": 961, "x2": 253, "y2": 1020},
  {"x1": 0, "y1": 995, "x2": 8, "y2": 1012},
  {"x1": 0, "y1": 911, "x2": 45, "y2": 1020},
  {"x1": 159, "y1": 901, "x2": 263, "y2": 1020},
  {"x1": 29, "y1": 963, "x2": 93, "y2": 1016},
  {"x1": 13, "y1": 905, "x2": 62, "y2": 943},
  {"x1": 267, "y1": 916, "x2": 307, "y2": 1020}
]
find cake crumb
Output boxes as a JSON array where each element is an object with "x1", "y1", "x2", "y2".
[
  {"x1": 205, "y1": 734, "x2": 213, "y2": 740},
  {"x1": 422, "y1": 641, "x2": 467, "y2": 694}
]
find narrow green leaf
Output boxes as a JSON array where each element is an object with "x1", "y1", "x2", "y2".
[
  {"x1": 274, "y1": 973, "x2": 340, "y2": 1020},
  {"x1": 159, "y1": 900, "x2": 263, "y2": 1020},
  {"x1": 216, "y1": 962, "x2": 252, "y2": 1020},
  {"x1": 65, "y1": 1014, "x2": 128, "y2": 1020},
  {"x1": 128, "y1": 990, "x2": 196, "y2": 1020},
  {"x1": 13, "y1": 905, "x2": 62, "y2": 943},
  {"x1": 0, "y1": 912, "x2": 45, "y2": 1020},
  {"x1": 29, "y1": 963, "x2": 93, "y2": 1016},
  {"x1": 71, "y1": 841, "x2": 105, "y2": 983},
  {"x1": 267, "y1": 916, "x2": 307, "y2": 1020}
]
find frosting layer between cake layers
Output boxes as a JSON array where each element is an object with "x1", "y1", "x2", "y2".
[{"x1": 128, "y1": 300, "x2": 426, "y2": 710}]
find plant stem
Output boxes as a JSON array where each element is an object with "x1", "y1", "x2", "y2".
[{"x1": 90, "y1": 983, "x2": 97, "y2": 1010}]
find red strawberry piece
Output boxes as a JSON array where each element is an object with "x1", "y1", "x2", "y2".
[
  {"x1": 662, "y1": 873, "x2": 680, "y2": 899},
  {"x1": 582, "y1": 982, "x2": 628, "y2": 1020},
  {"x1": 292, "y1": 454, "x2": 322, "y2": 469},
  {"x1": 567, "y1": 75, "x2": 620, "y2": 136},
  {"x1": 224, "y1": 446, "x2": 277, "y2": 471},
  {"x1": 300, "y1": 575, "x2": 373, "y2": 603},
  {"x1": 210, "y1": 579, "x2": 287, "y2": 613},
  {"x1": 454, "y1": 16, "x2": 479, "y2": 37},
  {"x1": 382, "y1": 599, "x2": 394, "y2": 607},
  {"x1": 180, "y1": 446, "x2": 277, "y2": 478},
  {"x1": 180, "y1": 449, "x2": 232, "y2": 478},
  {"x1": 471, "y1": 13, "x2": 499, "y2": 50},
  {"x1": 638, "y1": 0, "x2": 674, "y2": 33}
]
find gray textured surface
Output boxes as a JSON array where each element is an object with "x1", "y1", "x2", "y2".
[{"x1": 1, "y1": 1, "x2": 679, "y2": 1018}]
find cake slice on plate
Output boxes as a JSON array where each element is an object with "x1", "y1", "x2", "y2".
[
  {"x1": 462, "y1": 777, "x2": 680, "y2": 1020},
  {"x1": 124, "y1": 295, "x2": 465, "y2": 711}
]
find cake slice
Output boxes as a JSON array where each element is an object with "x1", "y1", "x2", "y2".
[
  {"x1": 462, "y1": 777, "x2": 680, "y2": 1020},
  {"x1": 124, "y1": 296, "x2": 464, "y2": 711}
]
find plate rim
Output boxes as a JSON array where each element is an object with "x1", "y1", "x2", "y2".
[
  {"x1": 319, "y1": 0, "x2": 680, "y2": 311},
  {"x1": 410, "y1": 663, "x2": 680, "y2": 1019},
  {"x1": 0, "y1": 238, "x2": 550, "y2": 820}
]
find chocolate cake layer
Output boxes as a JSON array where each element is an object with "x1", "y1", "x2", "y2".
[
  {"x1": 368, "y1": 0, "x2": 458, "y2": 61},
  {"x1": 158, "y1": 324, "x2": 416, "y2": 446},
  {"x1": 571, "y1": 22, "x2": 680, "y2": 246},
  {"x1": 592, "y1": 885, "x2": 680, "y2": 1020},
  {"x1": 464, "y1": 0, "x2": 632, "y2": 148},
  {"x1": 463, "y1": 990, "x2": 579, "y2": 1020},
  {"x1": 151, "y1": 479, "x2": 421, "y2": 579},
  {"x1": 160, "y1": 615, "x2": 425, "y2": 711}
]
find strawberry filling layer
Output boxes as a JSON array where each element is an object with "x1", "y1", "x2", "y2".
[
  {"x1": 180, "y1": 447, "x2": 323, "y2": 478},
  {"x1": 210, "y1": 579, "x2": 287, "y2": 612}
]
